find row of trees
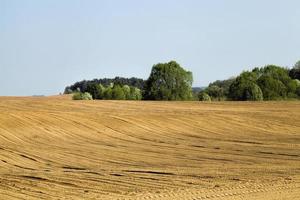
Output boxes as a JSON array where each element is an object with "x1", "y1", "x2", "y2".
[
  {"x1": 65, "y1": 77, "x2": 145, "y2": 94},
  {"x1": 72, "y1": 83, "x2": 142, "y2": 100},
  {"x1": 68, "y1": 61, "x2": 194, "y2": 101},
  {"x1": 66, "y1": 60, "x2": 300, "y2": 101},
  {"x1": 199, "y1": 61, "x2": 300, "y2": 101}
]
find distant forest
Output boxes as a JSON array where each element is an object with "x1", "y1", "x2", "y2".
[
  {"x1": 65, "y1": 60, "x2": 300, "y2": 101},
  {"x1": 64, "y1": 77, "x2": 145, "y2": 93}
]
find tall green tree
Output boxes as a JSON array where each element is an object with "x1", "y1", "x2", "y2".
[
  {"x1": 86, "y1": 83, "x2": 105, "y2": 99},
  {"x1": 112, "y1": 85, "x2": 125, "y2": 100},
  {"x1": 143, "y1": 61, "x2": 193, "y2": 100},
  {"x1": 257, "y1": 75, "x2": 287, "y2": 99},
  {"x1": 255, "y1": 65, "x2": 296, "y2": 99},
  {"x1": 103, "y1": 87, "x2": 112, "y2": 100},
  {"x1": 130, "y1": 87, "x2": 142, "y2": 100},
  {"x1": 229, "y1": 71, "x2": 263, "y2": 101},
  {"x1": 122, "y1": 85, "x2": 131, "y2": 99},
  {"x1": 289, "y1": 60, "x2": 300, "y2": 80}
]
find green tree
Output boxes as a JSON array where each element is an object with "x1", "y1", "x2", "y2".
[
  {"x1": 289, "y1": 60, "x2": 300, "y2": 80},
  {"x1": 103, "y1": 87, "x2": 112, "y2": 100},
  {"x1": 122, "y1": 85, "x2": 131, "y2": 99},
  {"x1": 112, "y1": 85, "x2": 125, "y2": 100},
  {"x1": 86, "y1": 83, "x2": 105, "y2": 99},
  {"x1": 257, "y1": 75, "x2": 286, "y2": 100},
  {"x1": 229, "y1": 72, "x2": 263, "y2": 101},
  {"x1": 130, "y1": 87, "x2": 142, "y2": 100},
  {"x1": 205, "y1": 85, "x2": 224, "y2": 101},
  {"x1": 208, "y1": 77, "x2": 236, "y2": 98},
  {"x1": 198, "y1": 91, "x2": 211, "y2": 101},
  {"x1": 143, "y1": 61, "x2": 193, "y2": 100}
]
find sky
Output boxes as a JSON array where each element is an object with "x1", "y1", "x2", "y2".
[{"x1": 0, "y1": 0, "x2": 299, "y2": 96}]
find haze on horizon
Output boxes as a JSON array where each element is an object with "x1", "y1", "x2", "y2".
[{"x1": 0, "y1": 0, "x2": 299, "y2": 96}]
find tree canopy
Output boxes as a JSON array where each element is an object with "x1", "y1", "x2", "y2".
[
  {"x1": 65, "y1": 77, "x2": 145, "y2": 94},
  {"x1": 143, "y1": 61, "x2": 193, "y2": 100},
  {"x1": 228, "y1": 65, "x2": 298, "y2": 100},
  {"x1": 229, "y1": 72, "x2": 263, "y2": 101},
  {"x1": 66, "y1": 60, "x2": 300, "y2": 101},
  {"x1": 289, "y1": 60, "x2": 300, "y2": 80}
]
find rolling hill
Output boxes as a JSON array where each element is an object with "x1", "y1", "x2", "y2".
[{"x1": 0, "y1": 96, "x2": 299, "y2": 199}]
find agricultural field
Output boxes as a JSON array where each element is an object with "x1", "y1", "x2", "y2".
[{"x1": 0, "y1": 96, "x2": 299, "y2": 199}]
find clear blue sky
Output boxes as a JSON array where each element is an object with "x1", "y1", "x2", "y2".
[{"x1": 1, "y1": 0, "x2": 299, "y2": 96}]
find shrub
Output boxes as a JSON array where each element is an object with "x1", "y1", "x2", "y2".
[
  {"x1": 198, "y1": 92, "x2": 211, "y2": 101},
  {"x1": 72, "y1": 92, "x2": 93, "y2": 100}
]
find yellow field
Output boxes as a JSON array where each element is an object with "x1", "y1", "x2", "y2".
[{"x1": 0, "y1": 96, "x2": 299, "y2": 200}]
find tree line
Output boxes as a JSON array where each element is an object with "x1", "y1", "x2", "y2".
[
  {"x1": 201, "y1": 61, "x2": 300, "y2": 101},
  {"x1": 65, "y1": 60, "x2": 300, "y2": 101}
]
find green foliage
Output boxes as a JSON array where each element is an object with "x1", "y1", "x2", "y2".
[
  {"x1": 67, "y1": 61, "x2": 300, "y2": 101},
  {"x1": 65, "y1": 77, "x2": 145, "y2": 94},
  {"x1": 198, "y1": 91, "x2": 211, "y2": 101},
  {"x1": 255, "y1": 65, "x2": 297, "y2": 100},
  {"x1": 257, "y1": 75, "x2": 286, "y2": 100},
  {"x1": 79, "y1": 83, "x2": 142, "y2": 101},
  {"x1": 296, "y1": 84, "x2": 300, "y2": 97},
  {"x1": 72, "y1": 92, "x2": 93, "y2": 100},
  {"x1": 129, "y1": 87, "x2": 142, "y2": 100},
  {"x1": 64, "y1": 87, "x2": 73, "y2": 94},
  {"x1": 208, "y1": 78, "x2": 236, "y2": 98},
  {"x1": 205, "y1": 85, "x2": 224, "y2": 101},
  {"x1": 103, "y1": 87, "x2": 112, "y2": 100},
  {"x1": 143, "y1": 61, "x2": 193, "y2": 100},
  {"x1": 229, "y1": 65, "x2": 299, "y2": 100},
  {"x1": 122, "y1": 85, "x2": 131, "y2": 99},
  {"x1": 112, "y1": 85, "x2": 126, "y2": 100},
  {"x1": 86, "y1": 83, "x2": 104, "y2": 99},
  {"x1": 289, "y1": 60, "x2": 300, "y2": 80},
  {"x1": 229, "y1": 72, "x2": 263, "y2": 101}
]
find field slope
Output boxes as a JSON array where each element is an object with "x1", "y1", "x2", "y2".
[{"x1": 0, "y1": 96, "x2": 299, "y2": 199}]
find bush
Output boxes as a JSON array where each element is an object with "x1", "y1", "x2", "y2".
[
  {"x1": 198, "y1": 92, "x2": 211, "y2": 101},
  {"x1": 229, "y1": 72, "x2": 263, "y2": 101},
  {"x1": 72, "y1": 92, "x2": 93, "y2": 100}
]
